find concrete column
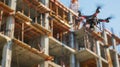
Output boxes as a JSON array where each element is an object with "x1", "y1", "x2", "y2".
[
  {"x1": 41, "y1": 35, "x2": 49, "y2": 55},
  {"x1": 106, "y1": 49, "x2": 113, "y2": 67},
  {"x1": 76, "y1": 60, "x2": 80, "y2": 67},
  {"x1": 69, "y1": 12, "x2": 74, "y2": 31},
  {"x1": 102, "y1": 23, "x2": 108, "y2": 45},
  {"x1": 102, "y1": 23, "x2": 113, "y2": 67},
  {"x1": 70, "y1": 32, "x2": 75, "y2": 48},
  {"x1": 70, "y1": 54, "x2": 75, "y2": 67},
  {"x1": 8, "y1": 0, "x2": 17, "y2": 10},
  {"x1": 39, "y1": 0, "x2": 49, "y2": 67},
  {"x1": 75, "y1": 40, "x2": 79, "y2": 50},
  {"x1": 111, "y1": 28, "x2": 120, "y2": 67},
  {"x1": 96, "y1": 41, "x2": 102, "y2": 67},
  {"x1": 1, "y1": 0, "x2": 16, "y2": 67},
  {"x1": 69, "y1": 12, "x2": 75, "y2": 67},
  {"x1": 5, "y1": 16, "x2": 15, "y2": 38},
  {"x1": 1, "y1": 41, "x2": 12, "y2": 67}
]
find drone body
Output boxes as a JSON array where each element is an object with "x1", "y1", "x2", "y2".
[{"x1": 76, "y1": 6, "x2": 112, "y2": 30}]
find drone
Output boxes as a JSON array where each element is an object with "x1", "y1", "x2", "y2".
[{"x1": 76, "y1": 6, "x2": 113, "y2": 30}]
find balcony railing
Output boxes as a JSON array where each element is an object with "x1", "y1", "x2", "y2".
[{"x1": 75, "y1": 27, "x2": 107, "y2": 60}]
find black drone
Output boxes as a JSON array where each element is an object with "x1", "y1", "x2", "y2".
[{"x1": 76, "y1": 6, "x2": 112, "y2": 30}]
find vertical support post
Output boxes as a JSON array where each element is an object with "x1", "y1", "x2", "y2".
[
  {"x1": 51, "y1": 19, "x2": 53, "y2": 36},
  {"x1": 22, "y1": 2, "x2": 24, "y2": 14},
  {"x1": 106, "y1": 49, "x2": 113, "y2": 67},
  {"x1": 41, "y1": 0, "x2": 49, "y2": 56},
  {"x1": 102, "y1": 23, "x2": 113, "y2": 67},
  {"x1": 102, "y1": 23, "x2": 108, "y2": 45},
  {"x1": 63, "y1": 11, "x2": 65, "y2": 22},
  {"x1": 69, "y1": 12, "x2": 76, "y2": 67},
  {"x1": 3, "y1": 0, "x2": 6, "y2": 4},
  {"x1": 60, "y1": 32, "x2": 63, "y2": 42},
  {"x1": 41, "y1": 35, "x2": 49, "y2": 55},
  {"x1": 28, "y1": 7, "x2": 30, "y2": 18},
  {"x1": 2, "y1": 41, "x2": 12, "y2": 67},
  {"x1": 56, "y1": 6, "x2": 58, "y2": 16},
  {"x1": 21, "y1": 23, "x2": 24, "y2": 42},
  {"x1": 39, "y1": 0, "x2": 49, "y2": 67},
  {"x1": 75, "y1": 39, "x2": 79, "y2": 50},
  {"x1": 77, "y1": 60, "x2": 80, "y2": 67},
  {"x1": 0, "y1": 9, "x2": 3, "y2": 31},
  {"x1": 35, "y1": 10, "x2": 37, "y2": 23},
  {"x1": 70, "y1": 53, "x2": 75, "y2": 67},
  {"x1": 40, "y1": 14, "x2": 42, "y2": 25},
  {"x1": 1, "y1": 0, "x2": 16, "y2": 67},
  {"x1": 5, "y1": 16, "x2": 15, "y2": 38},
  {"x1": 69, "y1": 12, "x2": 74, "y2": 31},
  {"x1": 111, "y1": 28, "x2": 120, "y2": 67},
  {"x1": 96, "y1": 41, "x2": 102, "y2": 67}
]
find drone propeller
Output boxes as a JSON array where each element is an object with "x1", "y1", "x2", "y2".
[
  {"x1": 78, "y1": 10, "x2": 82, "y2": 16},
  {"x1": 105, "y1": 16, "x2": 113, "y2": 22},
  {"x1": 95, "y1": 6, "x2": 101, "y2": 13}
]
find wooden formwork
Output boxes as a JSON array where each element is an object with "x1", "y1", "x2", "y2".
[
  {"x1": 0, "y1": 34, "x2": 53, "y2": 67},
  {"x1": 0, "y1": 2, "x2": 14, "y2": 13},
  {"x1": 50, "y1": 0, "x2": 77, "y2": 16},
  {"x1": 15, "y1": 11, "x2": 32, "y2": 22},
  {"x1": 75, "y1": 27, "x2": 104, "y2": 42},
  {"x1": 32, "y1": 23, "x2": 52, "y2": 36},
  {"x1": 13, "y1": 38, "x2": 53, "y2": 60},
  {"x1": 50, "y1": 14, "x2": 70, "y2": 32},
  {"x1": 15, "y1": 11, "x2": 51, "y2": 37},
  {"x1": 23, "y1": 0, "x2": 50, "y2": 13},
  {"x1": 105, "y1": 29, "x2": 120, "y2": 46}
]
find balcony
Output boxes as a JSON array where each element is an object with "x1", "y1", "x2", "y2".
[
  {"x1": 49, "y1": 0, "x2": 71, "y2": 32},
  {"x1": 49, "y1": 36, "x2": 76, "y2": 56},
  {"x1": 75, "y1": 27, "x2": 108, "y2": 66},
  {"x1": 105, "y1": 29, "x2": 120, "y2": 46},
  {"x1": 21, "y1": 0, "x2": 50, "y2": 13},
  {"x1": 0, "y1": 34, "x2": 53, "y2": 67}
]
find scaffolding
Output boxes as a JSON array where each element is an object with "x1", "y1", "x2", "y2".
[{"x1": 0, "y1": 0, "x2": 120, "y2": 67}]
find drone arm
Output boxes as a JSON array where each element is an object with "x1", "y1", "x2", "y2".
[
  {"x1": 93, "y1": 12, "x2": 99, "y2": 17},
  {"x1": 98, "y1": 19, "x2": 109, "y2": 23},
  {"x1": 92, "y1": 6, "x2": 101, "y2": 17},
  {"x1": 81, "y1": 15, "x2": 92, "y2": 19}
]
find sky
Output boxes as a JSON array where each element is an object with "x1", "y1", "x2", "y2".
[
  {"x1": 60, "y1": 0, "x2": 120, "y2": 35},
  {"x1": 60, "y1": 0, "x2": 120, "y2": 52}
]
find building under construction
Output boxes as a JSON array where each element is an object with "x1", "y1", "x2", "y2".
[{"x1": 0, "y1": 0, "x2": 120, "y2": 67}]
